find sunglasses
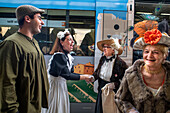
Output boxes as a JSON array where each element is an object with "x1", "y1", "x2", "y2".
[{"x1": 103, "y1": 46, "x2": 111, "y2": 48}]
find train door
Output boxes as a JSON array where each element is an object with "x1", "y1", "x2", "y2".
[
  {"x1": 93, "y1": 0, "x2": 134, "y2": 93},
  {"x1": 95, "y1": 0, "x2": 134, "y2": 69}
]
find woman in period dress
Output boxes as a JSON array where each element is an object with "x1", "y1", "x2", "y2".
[
  {"x1": 115, "y1": 20, "x2": 170, "y2": 113},
  {"x1": 46, "y1": 29, "x2": 94, "y2": 113},
  {"x1": 93, "y1": 37, "x2": 128, "y2": 113}
]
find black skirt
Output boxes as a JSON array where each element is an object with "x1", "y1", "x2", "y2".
[{"x1": 95, "y1": 78, "x2": 110, "y2": 113}]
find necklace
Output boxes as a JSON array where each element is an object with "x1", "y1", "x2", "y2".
[{"x1": 144, "y1": 65, "x2": 163, "y2": 74}]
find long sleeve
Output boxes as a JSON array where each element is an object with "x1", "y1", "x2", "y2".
[
  {"x1": 1, "y1": 32, "x2": 49, "y2": 113},
  {"x1": 113, "y1": 57, "x2": 128, "y2": 80},
  {"x1": 114, "y1": 74, "x2": 136, "y2": 113},
  {"x1": 111, "y1": 57, "x2": 128, "y2": 91},
  {"x1": 48, "y1": 53, "x2": 80, "y2": 80},
  {"x1": 0, "y1": 40, "x2": 20, "y2": 113}
]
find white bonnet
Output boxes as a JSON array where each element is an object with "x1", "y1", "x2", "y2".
[{"x1": 57, "y1": 29, "x2": 70, "y2": 39}]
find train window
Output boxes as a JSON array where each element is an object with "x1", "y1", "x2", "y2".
[
  {"x1": 0, "y1": 8, "x2": 95, "y2": 57},
  {"x1": 0, "y1": 7, "x2": 17, "y2": 42},
  {"x1": 114, "y1": 24, "x2": 119, "y2": 30},
  {"x1": 46, "y1": 9, "x2": 95, "y2": 56}
]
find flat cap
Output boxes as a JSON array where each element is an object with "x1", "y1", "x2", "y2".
[{"x1": 16, "y1": 5, "x2": 45, "y2": 21}]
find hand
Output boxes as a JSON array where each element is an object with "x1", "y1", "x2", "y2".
[
  {"x1": 80, "y1": 74, "x2": 94, "y2": 83},
  {"x1": 85, "y1": 75, "x2": 95, "y2": 83},
  {"x1": 107, "y1": 83, "x2": 115, "y2": 91},
  {"x1": 166, "y1": 110, "x2": 170, "y2": 113},
  {"x1": 128, "y1": 109, "x2": 139, "y2": 113}
]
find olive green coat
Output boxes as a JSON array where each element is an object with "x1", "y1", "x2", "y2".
[{"x1": 0, "y1": 32, "x2": 49, "y2": 113}]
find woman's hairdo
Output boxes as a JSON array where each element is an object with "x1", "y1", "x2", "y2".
[{"x1": 57, "y1": 29, "x2": 70, "y2": 40}]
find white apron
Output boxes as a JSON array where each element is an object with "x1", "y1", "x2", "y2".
[
  {"x1": 47, "y1": 75, "x2": 70, "y2": 113},
  {"x1": 41, "y1": 53, "x2": 74, "y2": 113}
]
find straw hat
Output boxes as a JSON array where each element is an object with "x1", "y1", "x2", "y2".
[{"x1": 97, "y1": 37, "x2": 123, "y2": 55}]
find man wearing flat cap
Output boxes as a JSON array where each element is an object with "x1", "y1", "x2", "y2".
[{"x1": 0, "y1": 5, "x2": 49, "y2": 113}]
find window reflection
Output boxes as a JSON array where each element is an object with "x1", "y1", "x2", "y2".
[{"x1": 0, "y1": 8, "x2": 95, "y2": 56}]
